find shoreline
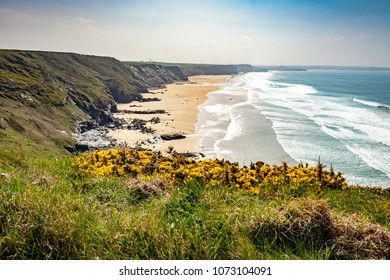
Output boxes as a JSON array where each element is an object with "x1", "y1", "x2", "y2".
[
  {"x1": 107, "y1": 72, "x2": 298, "y2": 167},
  {"x1": 195, "y1": 74, "x2": 297, "y2": 166},
  {"x1": 107, "y1": 75, "x2": 232, "y2": 153}
]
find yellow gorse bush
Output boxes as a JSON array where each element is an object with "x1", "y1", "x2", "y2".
[{"x1": 72, "y1": 148, "x2": 356, "y2": 195}]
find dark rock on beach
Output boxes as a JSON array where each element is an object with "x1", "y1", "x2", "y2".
[
  {"x1": 160, "y1": 134, "x2": 186, "y2": 141},
  {"x1": 127, "y1": 118, "x2": 155, "y2": 134},
  {"x1": 121, "y1": 109, "x2": 166, "y2": 114}
]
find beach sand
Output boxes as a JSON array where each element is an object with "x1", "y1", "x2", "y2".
[{"x1": 107, "y1": 75, "x2": 231, "y2": 153}]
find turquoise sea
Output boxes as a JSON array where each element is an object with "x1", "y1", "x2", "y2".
[{"x1": 196, "y1": 69, "x2": 390, "y2": 188}]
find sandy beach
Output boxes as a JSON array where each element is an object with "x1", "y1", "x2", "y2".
[{"x1": 108, "y1": 75, "x2": 231, "y2": 153}]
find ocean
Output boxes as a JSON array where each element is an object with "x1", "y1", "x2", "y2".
[{"x1": 196, "y1": 69, "x2": 390, "y2": 188}]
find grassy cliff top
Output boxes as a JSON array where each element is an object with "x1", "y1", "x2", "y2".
[{"x1": 0, "y1": 147, "x2": 389, "y2": 260}]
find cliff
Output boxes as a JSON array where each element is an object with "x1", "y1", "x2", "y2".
[
  {"x1": 128, "y1": 64, "x2": 188, "y2": 89},
  {"x1": 0, "y1": 50, "x2": 187, "y2": 156},
  {"x1": 182, "y1": 63, "x2": 265, "y2": 75},
  {"x1": 183, "y1": 64, "x2": 239, "y2": 76}
]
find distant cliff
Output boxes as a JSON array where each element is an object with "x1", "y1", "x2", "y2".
[
  {"x1": 183, "y1": 63, "x2": 267, "y2": 75},
  {"x1": 129, "y1": 64, "x2": 188, "y2": 89},
  {"x1": 0, "y1": 50, "x2": 187, "y2": 156},
  {"x1": 184, "y1": 64, "x2": 239, "y2": 75}
]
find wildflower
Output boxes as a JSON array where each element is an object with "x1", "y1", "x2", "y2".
[{"x1": 72, "y1": 148, "x2": 365, "y2": 195}]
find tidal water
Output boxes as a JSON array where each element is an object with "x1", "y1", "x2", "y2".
[{"x1": 196, "y1": 69, "x2": 390, "y2": 188}]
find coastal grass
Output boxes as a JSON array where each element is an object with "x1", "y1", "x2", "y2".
[{"x1": 1, "y1": 154, "x2": 390, "y2": 260}]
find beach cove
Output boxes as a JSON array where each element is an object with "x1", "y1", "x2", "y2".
[
  {"x1": 108, "y1": 73, "x2": 297, "y2": 166},
  {"x1": 108, "y1": 75, "x2": 230, "y2": 153}
]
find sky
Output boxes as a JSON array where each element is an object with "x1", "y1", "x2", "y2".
[{"x1": 0, "y1": 0, "x2": 390, "y2": 66}]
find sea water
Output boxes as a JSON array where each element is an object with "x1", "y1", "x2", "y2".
[{"x1": 196, "y1": 69, "x2": 390, "y2": 188}]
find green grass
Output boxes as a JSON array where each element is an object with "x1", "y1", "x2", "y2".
[
  {"x1": 1, "y1": 153, "x2": 390, "y2": 260},
  {"x1": 325, "y1": 188, "x2": 390, "y2": 227}
]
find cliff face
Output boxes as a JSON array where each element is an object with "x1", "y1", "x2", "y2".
[
  {"x1": 183, "y1": 65, "x2": 238, "y2": 76},
  {"x1": 235, "y1": 64, "x2": 254, "y2": 73},
  {"x1": 183, "y1": 64, "x2": 259, "y2": 76},
  {"x1": 0, "y1": 50, "x2": 187, "y2": 156},
  {"x1": 128, "y1": 64, "x2": 188, "y2": 89},
  {"x1": 163, "y1": 66, "x2": 188, "y2": 81}
]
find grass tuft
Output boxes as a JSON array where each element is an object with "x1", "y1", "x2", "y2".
[
  {"x1": 251, "y1": 199, "x2": 335, "y2": 259},
  {"x1": 332, "y1": 213, "x2": 390, "y2": 259},
  {"x1": 251, "y1": 198, "x2": 390, "y2": 259}
]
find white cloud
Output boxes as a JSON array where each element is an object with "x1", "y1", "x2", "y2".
[
  {"x1": 240, "y1": 35, "x2": 255, "y2": 43},
  {"x1": 65, "y1": 16, "x2": 94, "y2": 26}
]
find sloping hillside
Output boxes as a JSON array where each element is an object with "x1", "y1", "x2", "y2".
[{"x1": 0, "y1": 50, "x2": 187, "y2": 157}]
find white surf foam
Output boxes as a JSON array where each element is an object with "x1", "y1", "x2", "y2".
[
  {"x1": 347, "y1": 144, "x2": 390, "y2": 179},
  {"x1": 353, "y1": 98, "x2": 390, "y2": 110},
  {"x1": 253, "y1": 72, "x2": 390, "y2": 147},
  {"x1": 246, "y1": 71, "x2": 390, "y2": 187}
]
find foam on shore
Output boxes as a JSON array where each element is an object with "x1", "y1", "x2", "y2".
[{"x1": 196, "y1": 75, "x2": 297, "y2": 166}]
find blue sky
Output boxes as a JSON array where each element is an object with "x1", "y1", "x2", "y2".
[{"x1": 1, "y1": 0, "x2": 389, "y2": 66}]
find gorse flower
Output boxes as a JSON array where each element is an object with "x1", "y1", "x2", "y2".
[{"x1": 72, "y1": 148, "x2": 387, "y2": 195}]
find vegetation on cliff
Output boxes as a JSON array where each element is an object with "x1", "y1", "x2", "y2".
[
  {"x1": 0, "y1": 50, "x2": 187, "y2": 157},
  {"x1": 0, "y1": 148, "x2": 389, "y2": 260},
  {"x1": 73, "y1": 148, "x2": 349, "y2": 193}
]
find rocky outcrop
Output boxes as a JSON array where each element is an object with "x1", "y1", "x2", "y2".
[
  {"x1": 128, "y1": 64, "x2": 188, "y2": 89},
  {"x1": 121, "y1": 109, "x2": 166, "y2": 114},
  {"x1": 68, "y1": 121, "x2": 119, "y2": 152},
  {"x1": 160, "y1": 134, "x2": 186, "y2": 141},
  {"x1": 164, "y1": 66, "x2": 188, "y2": 80}
]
